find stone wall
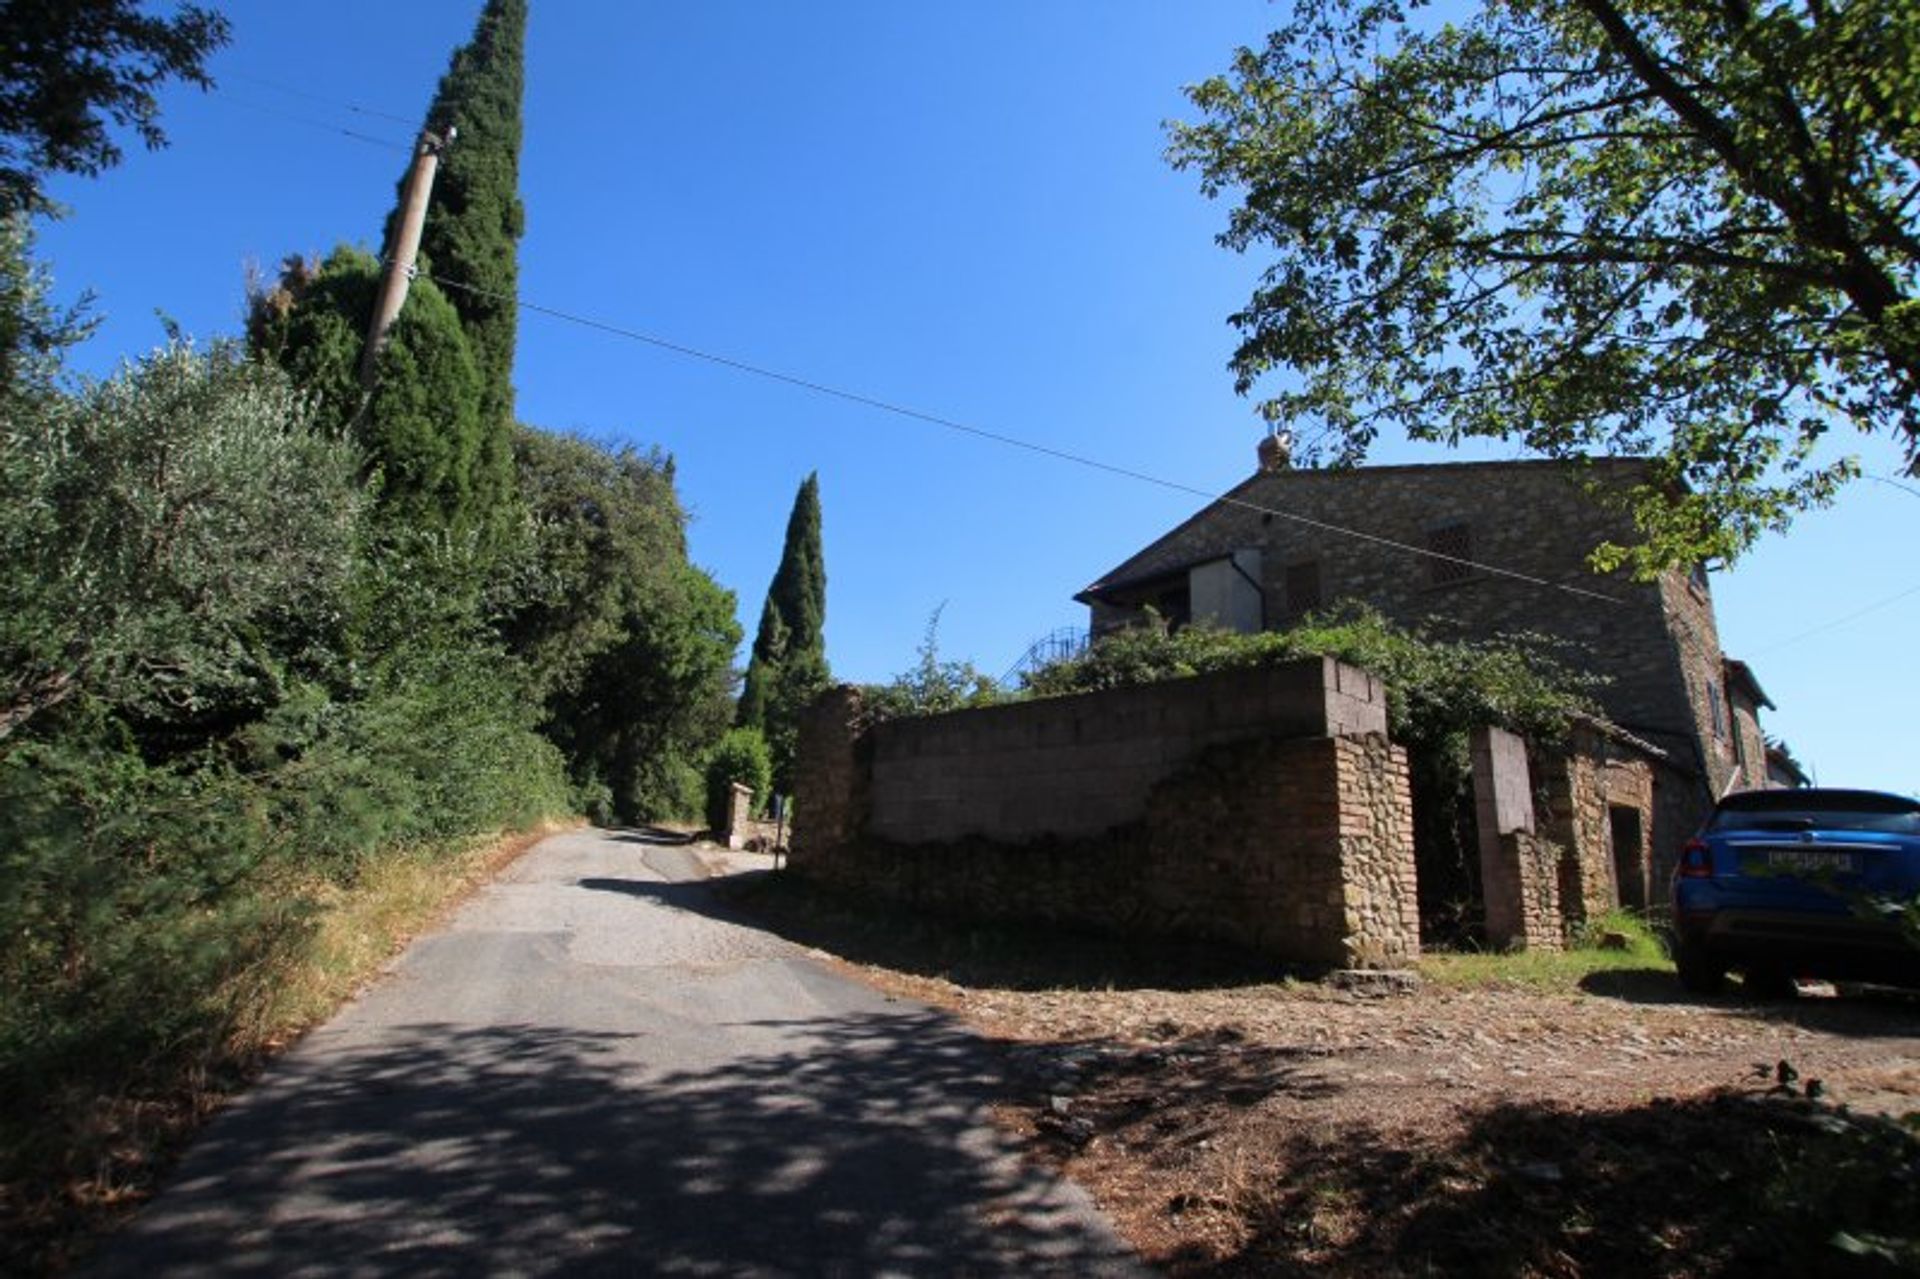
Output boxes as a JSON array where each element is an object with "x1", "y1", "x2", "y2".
[
  {"x1": 1532, "y1": 725, "x2": 1658, "y2": 923},
  {"x1": 789, "y1": 659, "x2": 1418, "y2": 968},
  {"x1": 1472, "y1": 726, "x2": 1565, "y2": 951},
  {"x1": 1079, "y1": 458, "x2": 1730, "y2": 876},
  {"x1": 867, "y1": 657, "x2": 1387, "y2": 845}
]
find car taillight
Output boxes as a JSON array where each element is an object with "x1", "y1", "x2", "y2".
[{"x1": 1677, "y1": 838, "x2": 1713, "y2": 879}]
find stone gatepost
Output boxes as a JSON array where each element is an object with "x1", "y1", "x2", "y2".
[
  {"x1": 724, "y1": 783, "x2": 754, "y2": 851},
  {"x1": 1472, "y1": 725, "x2": 1563, "y2": 950}
]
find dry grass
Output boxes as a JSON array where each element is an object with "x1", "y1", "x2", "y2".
[
  {"x1": 244, "y1": 821, "x2": 573, "y2": 1045},
  {"x1": 6, "y1": 819, "x2": 576, "y2": 1278}
]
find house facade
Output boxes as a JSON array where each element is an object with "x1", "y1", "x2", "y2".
[{"x1": 1076, "y1": 439, "x2": 1779, "y2": 889}]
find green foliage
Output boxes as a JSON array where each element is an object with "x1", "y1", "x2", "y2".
[
  {"x1": 0, "y1": 337, "x2": 570, "y2": 1185},
  {"x1": 248, "y1": 246, "x2": 514, "y2": 546},
  {"x1": 862, "y1": 605, "x2": 1007, "y2": 721},
  {"x1": 0, "y1": 215, "x2": 92, "y2": 397},
  {"x1": 0, "y1": 0, "x2": 229, "y2": 215},
  {"x1": 1024, "y1": 607, "x2": 1599, "y2": 750},
  {"x1": 402, "y1": 0, "x2": 526, "y2": 431},
  {"x1": 738, "y1": 472, "x2": 830, "y2": 790},
  {"x1": 705, "y1": 726, "x2": 773, "y2": 833},
  {"x1": 1168, "y1": 0, "x2": 1920, "y2": 574},
  {"x1": 1, "y1": 340, "x2": 363, "y2": 748},
  {"x1": 1421, "y1": 909, "x2": 1672, "y2": 990},
  {"x1": 507, "y1": 427, "x2": 740, "y2": 823}
]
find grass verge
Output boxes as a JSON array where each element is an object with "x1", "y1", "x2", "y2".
[
  {"x1": 1, "y1": 818, "x2": 576, "y2": 1278},
  {"x1": 1418, "y1": 910, "x2": 1675, "y2": 993}
]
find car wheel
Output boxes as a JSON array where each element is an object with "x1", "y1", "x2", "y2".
[
  {"x1": 1742, "y1": 967, "x2": 1799, "y2": 1001},
  {"x1": 1675, "y1": 943, "x2": 1728, "y2": 995}
]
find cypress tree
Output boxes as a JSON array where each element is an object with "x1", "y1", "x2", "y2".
[
  {"x1": 403, "y1": 0, "x2": 526, "y2": 433},
  {"x1": 247, "y1": 247, "x2": 485, "y2": 537},
  {"x1": 738, "y1": 472, "x2": 828, "y2": 790}
]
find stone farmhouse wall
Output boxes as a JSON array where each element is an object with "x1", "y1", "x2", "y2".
[
  {"x1": 790, "y1": 658, "x2": 1420, "y2": 968},
  {"x1": 1474, "y1": 723, "x2": 1661, "y2": 950},
  {"x1": 1080, "y1": 458, "x2": 1725, "y2": 877}
]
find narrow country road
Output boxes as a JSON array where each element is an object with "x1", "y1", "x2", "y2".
[{"x1": 86, "y1": 829, "x2": 1143, "y2": 1278}]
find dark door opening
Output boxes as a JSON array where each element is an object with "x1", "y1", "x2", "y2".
[{"x1": 1610, "y1": 806, "x2": 1647, "y2": 910}]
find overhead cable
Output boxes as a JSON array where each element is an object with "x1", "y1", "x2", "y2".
[
  {"x1": 212, "y1": 93, "x2": 411, "y2": 152},
  {"x1": 221, "y1": 70, "x2": 417, "y2": 127},
  {"x1": 419, "y1": 268, "x2": 1624, "y2": 604},
  {"x1": 1750, "y1": 581, "x2": 1920, "y2": 657}
]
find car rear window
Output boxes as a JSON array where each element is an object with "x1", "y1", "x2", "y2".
[{"x1": 1711, "y1": 790, "x2": 1920, "y2": 834}]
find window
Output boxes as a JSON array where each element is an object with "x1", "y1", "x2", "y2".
[
  {"x1": 1284, "y1": 559, "x2": 1322, "y2": 616},
  {"x1": 1427, "y1": 523, "x2": 1471, "y2": 586},
  {"x1": 1688, "y1": 561, "x2": 1711, "y2": 595},
  {"x1": 1153, "y1": 583, "x2": 1191, "y2": 631},
  {"x1": 1707, "y1": 682, "x2": 1728, "y2": 740}
]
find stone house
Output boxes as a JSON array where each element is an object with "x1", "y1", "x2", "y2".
[{"x1": 1075, "y1": 438, "x2": 1780, "y2": 903}]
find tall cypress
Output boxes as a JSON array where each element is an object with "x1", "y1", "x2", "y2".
[
  {"x1": 738, "y1": 473, "x2": 828, "y2": 790},
  {"x1": 407, "y1": 0, "x2": 524, "y2": 420},
  {"x1": 394, "y1": 0, "x2": 526, "y2": 533}
]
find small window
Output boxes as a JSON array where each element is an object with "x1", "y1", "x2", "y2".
[
  {"x1": 1427, "y1": 523, "x2": 1471, "y2": 585},
  {"x1": 1284, "y1": 559, "x2": 1322, "y2": 616},
  {"x1": 1707, "y1": 682, "x2": 1728, "y2": 740}
]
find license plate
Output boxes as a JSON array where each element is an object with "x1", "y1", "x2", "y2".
[{"x1": 1763, "y1": 849, "x2": 1859, "y2": 875}]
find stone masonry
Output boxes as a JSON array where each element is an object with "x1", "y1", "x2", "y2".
[
  {"x1": 789, "y1": 657, "x2": 1420, "y2": 968},
  {"x1": 1077, "y1": 457, "x2": 1777, "y2": 879},
  {"x1": 1472, "y1": 726, "x2": 1566, "y2": 951}
]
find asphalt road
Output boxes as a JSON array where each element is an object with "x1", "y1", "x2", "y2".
[{"x1": 86, "y1": 829, "x2": 1144, "y2": 1278}]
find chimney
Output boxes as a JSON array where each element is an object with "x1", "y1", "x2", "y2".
[{"x1": 1257, "y1": 427, "x2": 1293, "y2": 472}]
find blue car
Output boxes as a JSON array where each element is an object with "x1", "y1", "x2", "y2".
[{"x1": 1671, "y1": 788, "x2": 1920, "y2": 996}]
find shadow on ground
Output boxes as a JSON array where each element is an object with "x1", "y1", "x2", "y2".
[
  {"x1": 697, "y1": 871, "x2": 1292, "y2": 993},
  {"x1": 88, "y1": 1006, "x2": 1137, "y2": 1277},
  {"x1": 1579, "y1": 968, "x2": 1920, "y2": 1037},
  {"x1": 600, "y1": 824, "x2": 699, "y2": 847},
  {"x1": 1134, "y1": 1092, "x2": 1920, "y2": 1278}
]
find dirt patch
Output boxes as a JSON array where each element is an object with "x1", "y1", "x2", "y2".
[{"x1": 728, "y1": 877, "x2": 1920, "y2": 1275}]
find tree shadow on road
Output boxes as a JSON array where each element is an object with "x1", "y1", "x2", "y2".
[
  {"x1": 86, "y1": 1006, "x2": 1140, "y2": 1278},
  {"x1": 679, "y1": 871, "x2": 1292, "y2": 994}
]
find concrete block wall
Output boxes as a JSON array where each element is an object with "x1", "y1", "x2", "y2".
[
  {"x1": 866, "y1": 657, "x2": 1386, "y2": 845},
  {"x1": 789, "y1": 658, "x2": 1417, "y2": 968}
]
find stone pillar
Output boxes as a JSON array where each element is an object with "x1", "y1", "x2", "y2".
[
  {"x1": 1335, "y1": 735, "x2": 1421, "y2": 967},
  {"x1": 1472, "y1": 725, "x2": 1563, "y2": 950},
  {"x1": 788, "y1": 685, "x2": 869, "y2": 874},
  {"x1": 724, "y1": 783, "x2": 754, "y2": 851}
]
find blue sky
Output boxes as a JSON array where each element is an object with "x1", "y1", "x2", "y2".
[{"x1": 33, "y1": 1, "x2": 1916, "y2": 794}]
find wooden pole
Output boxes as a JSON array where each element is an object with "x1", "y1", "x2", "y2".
[{"x1": 360, "y1": 126, "x2": 453, "y2": 392}]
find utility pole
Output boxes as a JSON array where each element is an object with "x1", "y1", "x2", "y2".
[{"x1": 359, "y1": 125, "x2": 455, "y2": 392}]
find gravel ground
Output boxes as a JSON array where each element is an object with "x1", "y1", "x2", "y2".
[{"x1": 823, "y1": 961, "x2": 1920, "y2": 1275}]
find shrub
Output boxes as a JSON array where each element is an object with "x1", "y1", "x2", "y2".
[
  {"x1": 705, "y1": 727, "x2": 772, "y2": 833},
  {"x1": 861, "y1": 605, "x2": 1007, "y2": 722}
]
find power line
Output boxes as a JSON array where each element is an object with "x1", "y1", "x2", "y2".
[
  {"x1": 221, "y1": 70, "x2": 417, "y2": 127},
  {"x1": 1867, "y1": 472, "x2": 1920, "y2": 502},
  {"x1": 1750, "y1": 581, "x2": 1920, "y2": 657},
  {"x1": 417, "y1": 267, "x2": 1623, "y2": 604},
  {"x1": 212, "y1": 93, "x2": 412, "y2": 152}
]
